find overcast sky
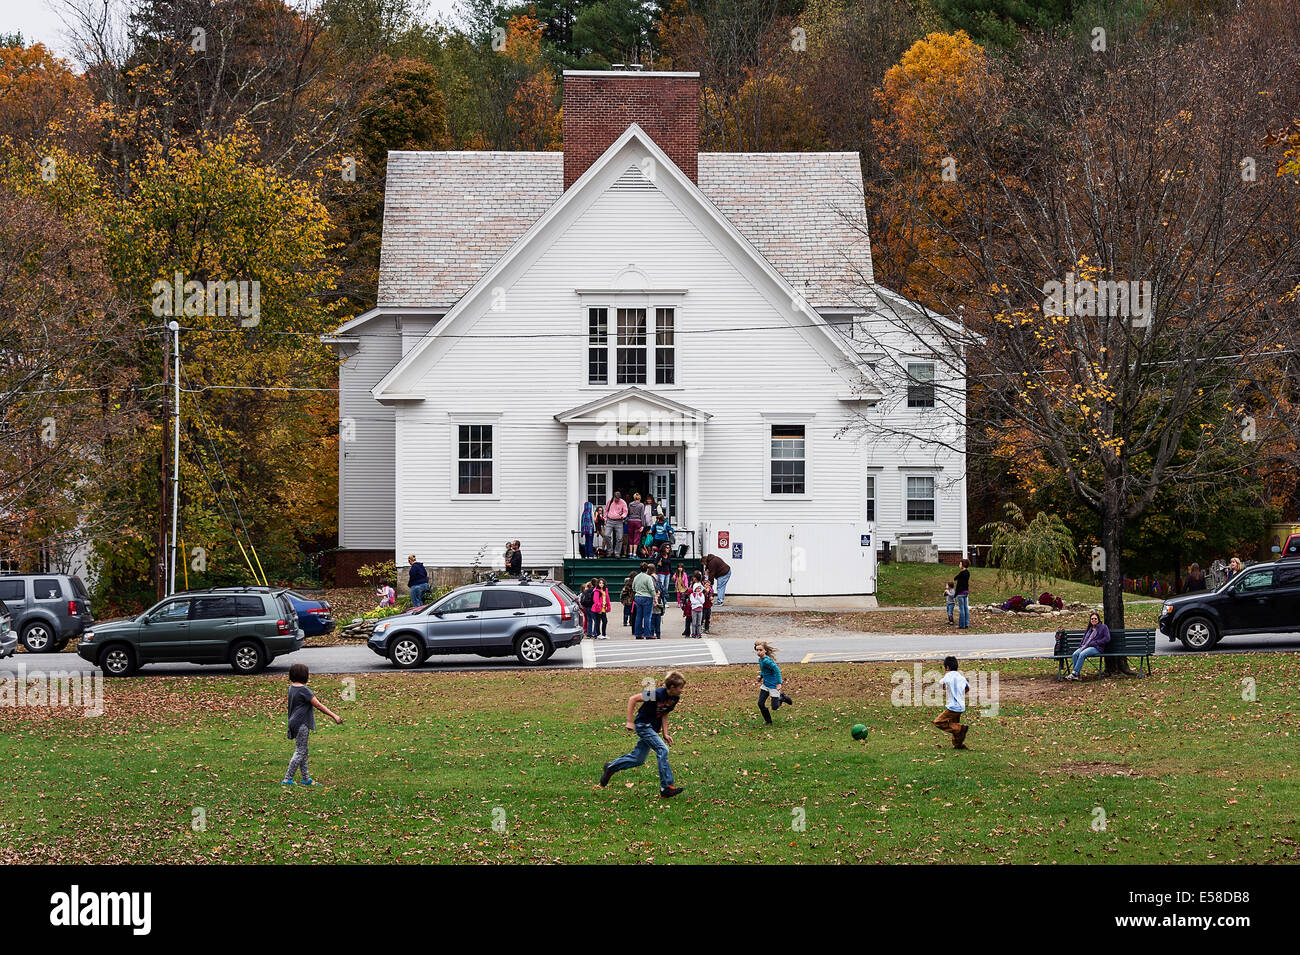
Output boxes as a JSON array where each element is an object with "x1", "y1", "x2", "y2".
[{"x1": 3, "y1": 0, "x2": 463, "y2": 61}]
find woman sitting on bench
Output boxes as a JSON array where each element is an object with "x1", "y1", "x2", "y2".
[{"x1": 1067, "y1": 612, "x2": 1111, "y2": 681}]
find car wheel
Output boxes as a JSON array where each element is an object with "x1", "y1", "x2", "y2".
[
  {"x1": 389, "y1": 635, "x2": 424, "y2": 669},
  {"x1": 100, "y1": 644, "x2": 137, "y2": 677},
  {"x1": 1179, "y1": 616, "x2": 1218, "y2": 652},
  {"x1": 230, "y1": 640, "x2": 267, "y2": 674},
  {"x1": 514, "y1": 631, "x2": 551, "y2": 666},
  {"x1": 20, "y1": 622, "x2": 56, "y2": 653}
]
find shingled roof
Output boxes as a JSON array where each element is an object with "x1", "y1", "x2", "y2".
[{"x1": 374, "y1": 149, "x2": 874, "y2": 313}]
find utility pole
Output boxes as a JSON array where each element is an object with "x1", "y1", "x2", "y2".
[
  {"x1": 168, "y1": 320, "x2": 181, "y2": 596},
  {"x1": 156, "y1": 326, "x2": 169, "y2": 600}
]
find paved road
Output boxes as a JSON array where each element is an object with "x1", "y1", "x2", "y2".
[{"x1": 4, "y1": 628, "x2": 1298, "y2": 678}]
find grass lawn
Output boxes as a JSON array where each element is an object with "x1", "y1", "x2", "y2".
[
  {"x1": 876, "y1": 562, "x2": 1155, "y2": 611},
  {"x1": 2, "y1": 654, "x2": 1297, "y2": 864}
]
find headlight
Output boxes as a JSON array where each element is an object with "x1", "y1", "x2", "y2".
[
  {"x1": 373, "y1": 622, "x2": 390, "y2": 633},
  {"x1": 83, "y1": 631, "x2": 95, "y2": 642},
  {"x1": 1162, "y1": 605, "x2": 1173, "y2": 616}
]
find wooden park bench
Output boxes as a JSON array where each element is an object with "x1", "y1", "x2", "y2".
[{"x1": 1050, "y1": 628, "x2": 1156, "y2": 681}]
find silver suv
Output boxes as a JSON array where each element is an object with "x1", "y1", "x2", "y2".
[
  {"x1": 367, "y1": 579, "x2": 584, "y2": 668},
  {"x1": 0, "y1": 575, "x2": 95, "y2": 652},
  {"x1": 0, "y1": 601, "x2": 15, "y2": 659}
]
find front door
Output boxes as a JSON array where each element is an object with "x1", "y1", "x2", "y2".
[
  {"x1": 612, "y1": 470, "x2": 650, "y2": 504},
  {"x1": 651, "y1": 470, "x2": 675, "y2": 524}
]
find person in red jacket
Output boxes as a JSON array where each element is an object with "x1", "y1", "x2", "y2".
[{"x1": 592, "y1": 578, "x2": 611, "y2": 639}]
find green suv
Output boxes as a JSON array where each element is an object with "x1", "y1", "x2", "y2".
[{"x1": 77, "y1": 587, "x2": 304, "y2": 677}]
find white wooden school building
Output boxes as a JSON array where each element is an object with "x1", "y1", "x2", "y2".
[{"x1": 325, "y1": 70, "x2": 968, "y2": 598}]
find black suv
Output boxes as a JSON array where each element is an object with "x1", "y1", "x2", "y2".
[{"x1": 1159, "y1": 557, "x2": 1300, "y2": 650}]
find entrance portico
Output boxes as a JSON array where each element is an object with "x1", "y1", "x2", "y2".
[{"x1": 555, "y1": 388, "x2": 710, "y2": 553}]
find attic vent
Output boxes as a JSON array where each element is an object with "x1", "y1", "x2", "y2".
[{"x1": 609, "y1": 164, "x2": 658, "y2": 192}]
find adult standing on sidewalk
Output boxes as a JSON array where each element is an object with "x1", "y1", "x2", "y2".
[
  {"x1": 632, "y1": 561, "x2": 658, "y2": 639},
  {"x1": 605, "y1": 492, "x2": 627, "y2": 556},
  {"x1": 703, "y1": 552, "x2": 732, "y2": 605},
  {"x1": 407, "y1": 555, "x2": 430, "y2": 607},
  {"x1": 954, "y1": 558, "x2": 971, "y2": 629}
]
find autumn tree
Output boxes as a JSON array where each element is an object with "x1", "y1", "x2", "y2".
[
  {"x1": 0, "y1": 155, "x2": 143, "y2": 577},
  {"x1": 849, "y1": 6, "x2": 1300, "y2": 668}
]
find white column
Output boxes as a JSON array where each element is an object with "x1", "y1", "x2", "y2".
[
  {"x1": 684, "y1": 438, "x2": 700, "y2": 556},
  {"x1": 567, "y1": 439, "x2": 581, "y2": 558}
]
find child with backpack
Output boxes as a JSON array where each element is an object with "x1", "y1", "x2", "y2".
[
  {"x1": 620, "y1": 572, "x2": 636, "y2": 628},
  {"x1": 579, "y1": 580, "x2": 596, "y2": 638}
]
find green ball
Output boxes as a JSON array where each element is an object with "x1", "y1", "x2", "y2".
[{"x1": 851, "y1": 723, "x2": 869, "y2": 741}]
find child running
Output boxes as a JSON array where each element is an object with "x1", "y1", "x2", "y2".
[
  {"x1": 283, "y1": 663, "x2": 343, "y2": 785},
  {"x1": 933, "y1": 655, "x2": 970, "y2": 750},
  {"x1": 599, "y1": 671, "x2": 686, "y2": 798},
  {"x1": 754, "y1": 641, "x2": 794, "y2": 724}
]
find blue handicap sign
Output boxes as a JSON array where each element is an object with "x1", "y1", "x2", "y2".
[
  {"x1": 861, "y1": 534, "x2": 871, "y2": 547},
  {"x1": 731, "y1": 543, "x2": 742, "y2": 560}
]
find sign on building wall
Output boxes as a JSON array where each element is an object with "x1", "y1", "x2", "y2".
[
  {"x1": 718, "y1": 531, "x2": 729, "y2": 550},
  {"x1": 732, "y1": 543, "x2": 743, "y2": 560}
]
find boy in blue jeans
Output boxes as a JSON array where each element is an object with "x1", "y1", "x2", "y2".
[{"x1": 600, "y1": 671, "x2": 685, "y2": 798}]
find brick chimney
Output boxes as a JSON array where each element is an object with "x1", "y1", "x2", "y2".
[{"x1": 562, "y1": 71, "x2": 700, "y2": 189}]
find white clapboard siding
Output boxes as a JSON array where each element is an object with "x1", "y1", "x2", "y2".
[{"x1": 389, "y1": 177, "x2": 966, "y2": 567}]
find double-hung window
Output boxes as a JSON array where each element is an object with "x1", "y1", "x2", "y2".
[
  {"x1": 865, "y1": 474, "x2": 876, "y2": 521},
  {"x1": 457, "y1": 424, "x2": 493, "y2": 495},
  {"x1": 906, "y1": 475, "x2": 935, "y2": 521},
  {"x1": 907, "y1": 362, "x2": 935, "y2": 408},
  {"x1": 587, "y1": 308, "x2": 608, "y2": 384},
  {"x1": 655, "y1": 308, "x2": 675, "y2": 384},
  {"x1": 770, "y1": 425, "x2": 806, "y2": 495},
  {"x1": 616, "y1": 308, "x2": 647, "y2": 384}
]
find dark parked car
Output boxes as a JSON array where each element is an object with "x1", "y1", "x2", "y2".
[
  {"x1": 285, "y1": 590, "x2": 335, "y2": 638},
  {"x1": 1159, "y1": 557, "x2": 1300, "y2": 650},
  {"x1": 367, "y1": 579, "x2": 584, "y2": 668},
  {"x1": 77, "y1": 586, "x2": 303, "y2": 676},
  {"x1": 0, "y1": 574, "x2": 95, "y2": 652}
]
